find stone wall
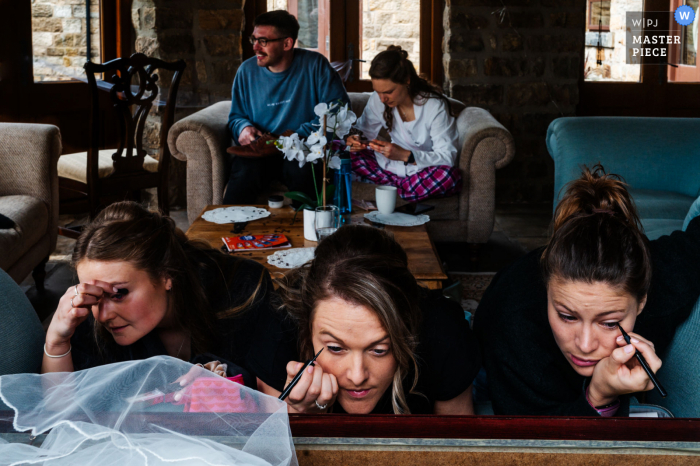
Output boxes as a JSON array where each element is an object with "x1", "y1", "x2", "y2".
[
  {"x1": 444, "y1": 0, "x2": 586, "y2": 203},
  {"x1": 31, "y1": 0, "x2": 101, "y2": 82},
  {"x1": 361, "y1": 0, "x2": 421, "y2": 78},
  {"x1": 131, "y1": 0, "x2": 245, "y2": 206}
]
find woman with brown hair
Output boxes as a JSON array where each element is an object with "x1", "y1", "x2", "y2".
[
  {"x1": 248, "y1": 225, "x2": 480, "y2": 414},
  {"x1": 346, "y1": 46, "x2": 461, "y2": 202},
  {"x1": 42, "y1": 201, "x2": 273, "y2": 387},
  {"x1": 474, "y1": 165, "x2": 700, "y2": 416}
]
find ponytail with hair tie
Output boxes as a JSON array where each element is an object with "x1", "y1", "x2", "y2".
[{"x1": 542, "y1": 164, "x2": 651, "y2": 302}]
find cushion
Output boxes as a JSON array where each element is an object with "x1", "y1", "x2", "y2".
[
  {"x1": 58, "y1": 149, "x2": 159, "y2": 184},
  {"x1": 683, "y1": 195, "x2": 700, "y2": 231},
  {"x1": 629, "y1": 188, "x2": 696, "y2": 221},
  {"x1": 0, "y1": 267, "x2": 44, "y2": 375},
  {"x1": 0, "y1": 195, "x2": 48, "y2": 270},
  {"x1": 646, "y1": 296, "x2": 700, "y2": 417},
  {"x1": 641, "y1": 219, "x2": 686, "y2": 241}
]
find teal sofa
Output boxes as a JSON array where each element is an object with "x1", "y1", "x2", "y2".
[
  {"x1": 547, "y1": 117, "x2": 700, "y2": 240},
  {"x1": 0, "y1": 268, "x2": 44, "y2": 376}
]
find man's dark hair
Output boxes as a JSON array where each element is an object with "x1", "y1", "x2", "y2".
[{"x1": 254, "y1": 10, "x2": 300, "y2": 42}]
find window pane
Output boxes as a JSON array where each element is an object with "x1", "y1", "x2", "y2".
[
  {"x1": 584, "y1": 0, "x2": 642, "y2": 82},
  {"x1": 31, "y1": 0, "x2": 101, "y2": 82},
  {"x1": 360, "y1": 0, "x2": 421, "y2": 80},
  {"x1": 590, "y1": 1, "x2": 611, "y2": 28},
  {"x1": 270, "y1": 0, "x2": 325, "y2": 53}
]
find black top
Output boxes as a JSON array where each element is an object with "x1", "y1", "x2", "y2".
[
  {"x1": 474, "y1": 216, "x2": 700, "y2": 416},
  {"x1": 71, "y1": 250, "x2": 274, "y2": 388},
  {"x1": 247, "y1": 291, "x2": 481, "y2": 414}
]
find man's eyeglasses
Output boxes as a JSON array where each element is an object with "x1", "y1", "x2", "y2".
[{"x1": 249, "y1": 36, "x2": 287, "y2": 47}]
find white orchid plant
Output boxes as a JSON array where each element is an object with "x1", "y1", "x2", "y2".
[{"x1": 273, "y1": 101, "x2": 357, "y2": 210}]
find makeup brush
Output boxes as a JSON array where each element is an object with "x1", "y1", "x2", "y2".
[
  {"x1": 278, "y1": 348, "x2": 324, "y2": 401},
  {"x1": 617, "y1": 324, "x2": 667, "y2": 398}
]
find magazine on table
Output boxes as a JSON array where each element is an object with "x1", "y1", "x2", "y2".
[{"x1": 222, "y1": 234, "x2": 292, "y2": 252}]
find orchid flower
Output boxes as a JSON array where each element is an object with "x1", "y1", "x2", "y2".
[
  {"x1": 328, "y1": 155, "x2": 342, "y2": 170},
  {"x1": 276, "y1": 100, "x2": 356, "y2": 207}
]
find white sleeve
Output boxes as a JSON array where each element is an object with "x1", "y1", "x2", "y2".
[
  {"x1": 352, "y1": 92, "x2": 385, "y2": 141},
  {"x1": 412, "y1": 100, "x2": 459, "y2": 170}
]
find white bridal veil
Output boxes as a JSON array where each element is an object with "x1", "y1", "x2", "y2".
[{"x1": 0, "y1": 356, "x2": 297, "y2": 466}]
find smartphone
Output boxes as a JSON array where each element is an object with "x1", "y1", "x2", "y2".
[{"x1": 396, "y1": 203, "x2": 435, "y2": 216}]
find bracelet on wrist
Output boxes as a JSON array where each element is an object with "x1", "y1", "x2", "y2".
[
  {"x1": 44, "y1": 343, "x2": 72, "y2": 359},
  {"x1": 585, "y1": 385, "x2": 619, "y2": 417}
]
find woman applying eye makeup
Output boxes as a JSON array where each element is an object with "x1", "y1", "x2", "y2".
[
  {"x1": 42, "y1": 201, "x2": 273, "y2": 386},
  {"x1": 474, "y1": 165, "x2": 700, "y2": 416},
  {"x1": 248, "y1": 225, "x2": 480, "y2": 415}
]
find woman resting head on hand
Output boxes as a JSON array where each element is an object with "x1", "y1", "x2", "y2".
[
  {"x1": 541, "y1": 165, "x2": 657, "y2": 411},
  {"x1": 43, "y1": 201, "x2": 272, "y2": 387},
  {"x1": 473, "y1": 164, "x2": 687, "y2": 417},
  {"x1": 252, "y1": 225, "x2": 480, "y2": 415}
]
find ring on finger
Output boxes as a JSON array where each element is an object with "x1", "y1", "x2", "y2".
[
  {"x1": 74, "y1": 285, "x2": 79, "y2": 297},
  {"x1": 70, "y1": 296, "x2": 77, "y2": 308},
  {"x1": 315, "y1": 400, "x2": 328, "y2": 410}
]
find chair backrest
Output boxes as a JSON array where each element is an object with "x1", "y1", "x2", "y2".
[{"x1": 84, "y1": 53, "x2": 186, "y2": 215}]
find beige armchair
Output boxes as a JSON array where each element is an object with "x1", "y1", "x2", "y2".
[
  {"x1": 0, "y1": 123, "x2": 61, "y2": 287},
  {"x1": 168, "y1": 93, "x2": 515, "y2": 242}
]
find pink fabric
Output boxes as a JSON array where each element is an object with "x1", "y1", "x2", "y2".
[
  {"x1": 351, "y1": 149, "x2": 462, "y2": 202},
  {"x1": 183, "y1": 375, "x2": 253, "y2": 413}
]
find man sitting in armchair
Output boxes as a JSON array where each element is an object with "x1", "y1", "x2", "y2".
[{"x1": 225, "y1": 10, "x2": 349, "y2": 204}]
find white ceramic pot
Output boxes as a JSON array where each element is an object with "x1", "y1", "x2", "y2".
[{"x1": 303, "y1": 208, "x2": 317, "y2": 241}]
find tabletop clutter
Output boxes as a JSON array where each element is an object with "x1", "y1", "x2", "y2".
[{"x1": 203, "y1": 195, "x2": 431, "y2": 269}]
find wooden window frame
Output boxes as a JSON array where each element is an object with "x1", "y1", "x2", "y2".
[
  {"x1": 578, "y1": 0, "x2": 700, "y2": 117},
  {"x1": 668, "y1": 0, "x2": 700, "y2": 82},
  {"x1": 243, "y1": 0, "x2": 444, "y2": 92},
  {"x1": 587, "y1": 0, "x2": 611, "y2": 32}
]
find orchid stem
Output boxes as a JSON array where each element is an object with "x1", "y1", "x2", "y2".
[{"x1": 322, "y1": 115, "x2": 327, "y2": 207}]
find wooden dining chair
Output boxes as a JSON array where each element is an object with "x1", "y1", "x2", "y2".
[{"x1": 57, "y1": 53, "x2": 185, "y2": 237}]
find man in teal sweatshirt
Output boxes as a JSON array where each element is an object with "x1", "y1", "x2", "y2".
[{"x1": 225, "y1": 10, "x2": 349, "y2": 204}]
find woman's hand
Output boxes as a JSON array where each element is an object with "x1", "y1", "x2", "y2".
[
  {"x1": 346, "y1": 135, "x2": 367, "y2": 153},
  {"x1": 588, "y1": 332, "x2": 662, "y2": 407},
  {"x1": 368, "y1": 140, "x2": 411, "y2": 162},
  {"x1": 173, "y1": 360, "x2": 228, "y2": 401},
  {"x1": 45, "y1": 281, "x2": 112, "y2": 350},
  {"x1": 283, "y1": 360, "x2": 338, "y2": 413}
]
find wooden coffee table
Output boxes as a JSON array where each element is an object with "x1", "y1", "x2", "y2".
[{"x1": 186, "y1": 205, "x2": 448, "y2": 289}]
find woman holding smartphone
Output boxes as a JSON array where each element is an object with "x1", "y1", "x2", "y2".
[{"x1": 345, "y1": 46, "x2": 461, "y2": 203}]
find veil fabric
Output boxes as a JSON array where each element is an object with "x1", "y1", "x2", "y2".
[{"x1": 0, "y1": 356, "x2": 297, "y2": 466}]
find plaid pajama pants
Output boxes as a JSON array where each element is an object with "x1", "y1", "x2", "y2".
[{"x1": 351, "y1": 149, "x2": 462, "y2": 203}]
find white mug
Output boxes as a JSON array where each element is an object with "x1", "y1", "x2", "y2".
[{"x1": 375, "y1": 186, "x2": 397, "y2": 215}]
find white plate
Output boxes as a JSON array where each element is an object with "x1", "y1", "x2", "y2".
[
  {"x1": 202, "y1": 206, "x2": 271, "y2": 224},
  {"x1": 267, "y1": 247, "x2": 316, "y2": 269},
  {"x1": 364, "y1": 211, "x2": 430, "y2": 227}
]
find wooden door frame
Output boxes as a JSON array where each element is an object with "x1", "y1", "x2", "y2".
[
  {"x1": 668, "y1": 0, "x2": 700, "y2": 82},
  {"x1": 0, "y1": 0, "x2": 131, "y2": 150},
  {"x1": 578, "y1": 0, "x2": 700, "y2": 117}
]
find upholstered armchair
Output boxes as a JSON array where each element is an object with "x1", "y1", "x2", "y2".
[
  {"x1": 0, "y1": 123, "x2": 61, "y2": 288},
  {"x1": 169, "y1": 93, "x2": 515, "y2": 242}
]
